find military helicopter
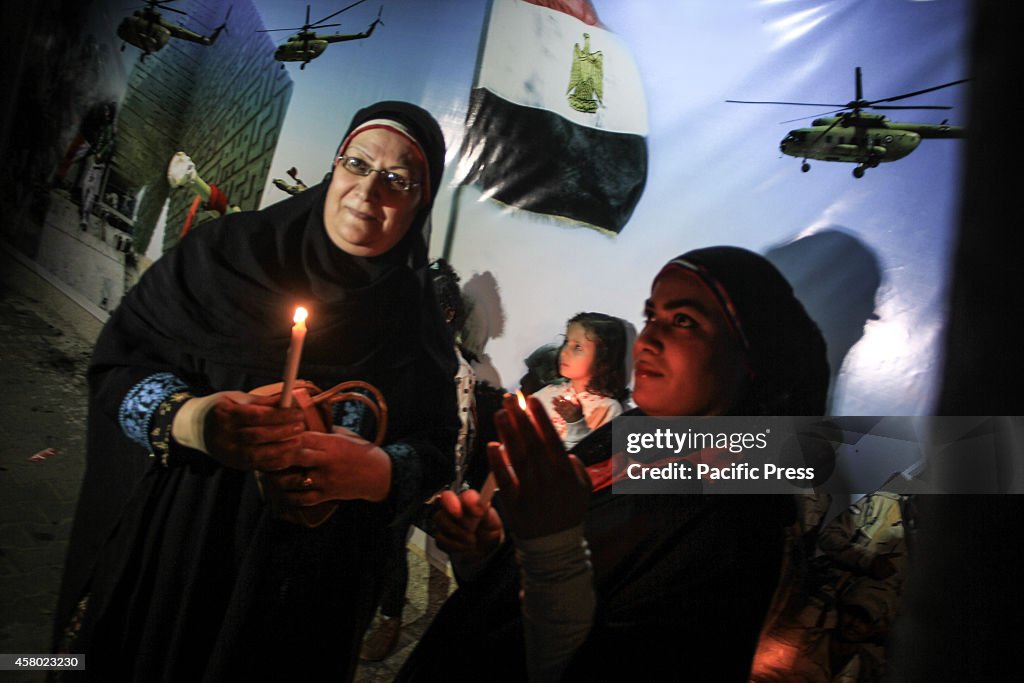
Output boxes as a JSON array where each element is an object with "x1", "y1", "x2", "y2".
[
  {"x1": 117, "y1": 0, "x2": 230, "y2": 60},
  {"x1": 728, "y1": 67, "x2": 968, "y2": 178},
  {"x1": 259, "y1": 0, "x2": 383, "y2": 70}
]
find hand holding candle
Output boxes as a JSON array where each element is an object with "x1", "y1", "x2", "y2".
[
  {"x1": 475, "y1": 391, "x2": 529, "y2": 515},
  {"x1": 280, "y1": 306, "x2": 308, "y2": 408}
]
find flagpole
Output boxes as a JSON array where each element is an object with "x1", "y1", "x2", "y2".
[
  {"x1": 440, "y1": 170, "x2": 463, "y2": 263},
  {"x1": 442, "y1": 0, "x2": 496, "y2": 262}
]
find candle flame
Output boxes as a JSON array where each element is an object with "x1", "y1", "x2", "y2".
[
  {"x1": 516, "y1": 389, "x2": 527, "y2": 410},
  {"x1": 293, "y1": 306, "x2": 308, "y2": 324}
]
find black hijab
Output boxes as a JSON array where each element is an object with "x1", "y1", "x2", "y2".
[
  {"x1": 95, "y1": 100, "x2": 454, "y2": 387},
  {"x1": 659, "y1": 246, "x2": 830, "y2": 415},
  {"x1": 336, "y1": 100, "x2": 448, "y2": 271}
]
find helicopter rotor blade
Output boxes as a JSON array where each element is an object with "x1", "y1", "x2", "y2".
[
  {"x1": 149, "y1": 0, "x2": 189, "y2": 16},
  {"x1": 871, "y1": 104, "x2": 953, "y2": 111},
  {"x1": 257, "y1": 27, "x2": 307, "y2": 32},
  {"x1": 779, "y1": 108, "x2": 850, "y2": 124},
  {"x1": 778, "y1": 102, "x2": 952, "y2": 124},
  {"x1": 314, "y1": 0, "x2": 371, "y2": 27},
  {"x1": 726, "y1": 99, "x2": 847, "y2": 108},
  {"x1": 808, "y1": 115, "x2": 846, "y2": 147},
  {"x1": 151, "y1": 0, "x2": 186, "y2": 11},
  {"x1": 866, "y1": 78, "x2": 970, "y2": 106},
  {"x1": 729, "y1": 67, "x2": 969, "y2": 123}
]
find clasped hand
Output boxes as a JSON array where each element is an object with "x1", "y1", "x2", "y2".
[
  {"x1": 551, "y1": 393, "x2": 583, "y2": 424},
  {"x1": 433, "y1": 394, "x2": 591, "y2": 565},
  {"x1": 201, "y1": 392, "x2": 305, "y2": 470},
  {"x1": 200, "y1": 392, "x2": 391, "y2": 504},
  {"x1": 489, "y1": 394, "x2": 591, "y2": 540}
]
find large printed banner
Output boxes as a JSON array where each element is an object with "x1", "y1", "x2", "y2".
[
  {"x1": 0, "y1": 4, "x2": 986, "y2": 675},
  {"x1": 2, "y1": 0, "x2": 971, "y2": 421}
]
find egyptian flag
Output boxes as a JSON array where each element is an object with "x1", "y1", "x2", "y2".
[{"x1": 456, "y1": 0, "x2": 648, "y2": 235}]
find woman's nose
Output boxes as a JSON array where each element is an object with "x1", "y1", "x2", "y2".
[
  {"x1": 355, "y1": 171, "x2": 384, "y2": 199},
  {"x1": 634, "y1": 322, "x2": 662, "y2": 354}
]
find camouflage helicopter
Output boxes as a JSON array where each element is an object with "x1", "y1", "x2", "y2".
[
  {"x1": 728, "y1": 67, "x2": 968, "y2": 178},
  {"x1": 259, "y1": 0, "x2": 383, "y2": 70},
  {"x1": 117, "y1": 0, "x2": 230, "y2": 60}
]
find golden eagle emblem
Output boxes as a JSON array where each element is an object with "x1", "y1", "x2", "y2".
[{"x1": 567, "y1": 33, "x2": 603, "y2": 113}]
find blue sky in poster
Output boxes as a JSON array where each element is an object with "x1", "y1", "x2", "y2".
[
  {"x1": 250, "y1": 0, "x2": 486, "y2": 182},
  {"x1": 100, "y1": 0, "x2": 967, "y2": 417}
]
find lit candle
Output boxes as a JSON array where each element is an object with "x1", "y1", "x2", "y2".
[
  {"x1": 516, "y1": 388, "x2": 544, "y2": 434},
  {"x1": 279, "y1": 306, "x2": 308, "y2": 408}
]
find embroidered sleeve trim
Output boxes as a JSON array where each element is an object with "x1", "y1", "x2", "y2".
[
  {"x1": 119, "y1": 372, "x2": 188, "y2": 449},
  {"x1": 151, "y1": 391, "x2": 193, "y2": 466}
]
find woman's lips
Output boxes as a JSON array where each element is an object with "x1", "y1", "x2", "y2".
[
  {"x1": 346, "y1": 206, "x2": 380, "y2": 223},
  {"x1": 634, "y1": 361, "x2": 662, "y2": 378}
]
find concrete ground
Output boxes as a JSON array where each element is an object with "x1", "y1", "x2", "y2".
[{"x1": 0, "y1": 245, "x2": 453, "y2": 681}]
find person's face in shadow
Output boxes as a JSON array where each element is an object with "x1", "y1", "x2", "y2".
[{"x1": 633, "y1": 267, "x2": 747, "y2": 417}]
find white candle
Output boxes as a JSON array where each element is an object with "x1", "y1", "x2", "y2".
[
  {"x1": 479, "y1": 472, "x2": 497, "y2": 509},
  {"x1": 279, "y1": 306, "x2": 308, "y2": 408}
]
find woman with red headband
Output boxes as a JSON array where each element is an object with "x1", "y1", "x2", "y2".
[{"x1": 55, "y1": 101, "x2": 458, "y2": 681}]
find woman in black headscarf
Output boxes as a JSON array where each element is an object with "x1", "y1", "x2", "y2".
[
  {"x1": 54, "y1": 101, "x2": 458, "y2": 681},
  {"x1": 401, "y1": 246, "x2": 829, "y2": 681}
]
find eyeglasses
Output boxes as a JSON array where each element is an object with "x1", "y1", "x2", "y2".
[{"x1": 335, "y1": 155, "x2": 421, "y2": 193}]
